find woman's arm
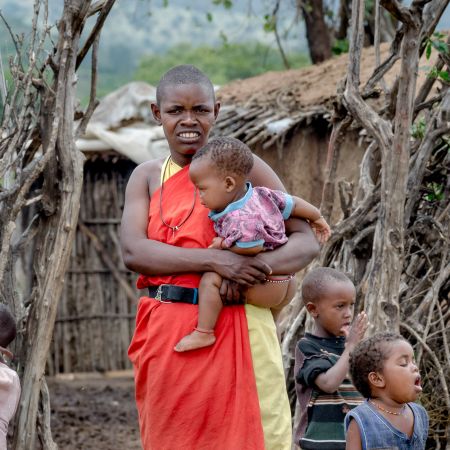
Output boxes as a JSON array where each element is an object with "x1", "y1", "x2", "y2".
[
  {"x1": 120, "y1": 162, "x2": 271, "y2": 286},
  {"x1": 249, "y1": 155, "x2": 320, "y2": 273}
]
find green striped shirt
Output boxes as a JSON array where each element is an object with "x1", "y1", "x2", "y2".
[{"x1": 294, "y1": 333, "x2": 364, "y2": 450}]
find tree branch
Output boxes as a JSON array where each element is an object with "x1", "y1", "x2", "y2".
[
  {"x1": 380, "y1": 0, "x2": 415, "y2": 25},
  {"x1": 76, "y1": 0, "x2": 116, "y2": 70}
]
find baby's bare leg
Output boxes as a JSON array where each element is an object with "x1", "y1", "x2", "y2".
[{"x1": 174, "y1": 272, "x2": 223, "y2": 352}]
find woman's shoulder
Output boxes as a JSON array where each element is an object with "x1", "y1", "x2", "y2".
[
  {"x1": 133, "y1": 157, "x2": 165, "y2": 177},
  {"x1": 127, "y1": 157, "x2": 166, "y2": 194}
]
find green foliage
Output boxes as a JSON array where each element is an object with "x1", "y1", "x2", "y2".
[
  {"x1": 331, "y1": 39, "x2": 349, "y2": 56},
  {"x1": 424, "y1": 32, "x2": 449, "y2": 82},
  {"x1": 424, "y1": 182, "x2": 444, "y2": 202},
  {"x1": 212, "y1": 0, "x2": 233, "y2": 9},
  {"x1": 411, "y1": 117, "x2": 426, "y2": 139},
  {"x1": 426, "y1": 32, "x2": 449, "y2": 57},
  {"x1": 134, "y1": 42, "x2": 310, "y2": 86},
  {"x1": 263, "y1": 14, "x2": 276, "y2": 33}
]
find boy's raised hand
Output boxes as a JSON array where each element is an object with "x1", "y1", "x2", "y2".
[
  {"x1": 345, "y1": 312, "x2": 369, "y2": 348},
  {"x1": 310, "y1": 217, "x2": 331, "y2": 244}
]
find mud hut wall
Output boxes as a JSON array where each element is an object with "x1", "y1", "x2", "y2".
[
  {"x1": 253, "y1": 126, "x2": 365, "y2": 223},
  {"x1": 48, "y1": 155, "x2": 139, "y2": 375}
]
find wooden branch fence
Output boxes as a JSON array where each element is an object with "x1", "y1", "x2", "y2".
[{"x1": 47, "y1": 154, "x2": 138, "y2": 375}]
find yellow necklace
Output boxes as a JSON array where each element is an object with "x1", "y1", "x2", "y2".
[{"x1": 369, "y1": 400, "x2": 407, "y2": 416}]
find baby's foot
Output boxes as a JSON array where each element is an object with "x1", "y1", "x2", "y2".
[{"x1": 174, "y1": 329, "x2": 216, "y2": 352}]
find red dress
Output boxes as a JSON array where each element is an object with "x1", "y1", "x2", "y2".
[{"x1": 129, "y1": 166, "x2": 265, "y2": 450}]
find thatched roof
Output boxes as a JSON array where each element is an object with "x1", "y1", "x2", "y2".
[
  {"x1": 214, "y1": 43, "x2": 437, "y2": 148},
  {"x1": 77, "y1": 81, "x2": 169, "y2": 164}
]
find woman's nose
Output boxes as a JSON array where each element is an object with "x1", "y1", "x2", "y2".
[{"x1": 180, "y1": 111, "x2": 197, "y2": 124}]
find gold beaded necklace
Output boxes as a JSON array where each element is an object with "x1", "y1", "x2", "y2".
[
  {"x1": 369, "y1": 400, "x2": 407, "y2": 416},
  {"x1": 159, "y1": 156, "x2": 197, "y2": 237}
]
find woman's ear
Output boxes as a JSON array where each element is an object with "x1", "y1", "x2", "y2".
[
  {"x1": 214, "y1": 101, "x2": 221, "y2": 120},
  {"x1": 151, "y1": 103, "x2": 162, "y2": 125},
  {"x1": 368, "y1": 371, "x2": 385, "y2": 388},
  {"x1": 224, "y1": 176, "x2": 236, "y2": 192}
]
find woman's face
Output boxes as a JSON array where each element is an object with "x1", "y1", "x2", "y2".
[{"x1": 151, "y1": 83, "x2": 220, "y2": 166}]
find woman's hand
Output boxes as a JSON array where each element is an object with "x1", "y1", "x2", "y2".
[{"x1": 211, "y1": 250, "x2": 272, "y2": 287}]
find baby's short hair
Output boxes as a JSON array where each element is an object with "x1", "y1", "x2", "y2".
[
  {"x1": 193, "y1": 137, "x2": 254, "y2": 177},
  {"x1": 349, "y1": 332, "x2": 406, "y2": 398},
  {"x1": 0, "y1": 304, "x2": 17, "y2": 348},
  {"x1": 301, "y1": 267, "x2": 353, "y2": 305},
  {"x1": 156, "y1": 64, "x2": 215, "y2": 105}
]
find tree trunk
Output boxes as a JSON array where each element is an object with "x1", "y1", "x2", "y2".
[
  {"x1": 297, "y1": 0, "x2": 333, "y2": 63},
  {"x1": 281, "y1": 1, "x2": 450, "y2": 447},
  {"x1": 0, "y1": 1, "x2": 116, "y2": 447}
]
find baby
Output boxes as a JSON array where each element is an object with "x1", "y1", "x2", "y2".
[
  {"x1": 0, "y1": 304, "x2": 21, "y2": 450},
  {"x1": 346, "y1": 332, "x2": 428, "y2": 450},
  {"x1": 175, "y1": 137, "x2": 331, "y2": 352}
]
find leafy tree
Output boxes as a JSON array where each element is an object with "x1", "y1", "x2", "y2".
[{"x1": 134, "y1": 42, "x2": 309, "y2": 86}]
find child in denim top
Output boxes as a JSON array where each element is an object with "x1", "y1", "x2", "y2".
[{"x1": 346, "y1": 332, "x2": 428, "y2": 450}]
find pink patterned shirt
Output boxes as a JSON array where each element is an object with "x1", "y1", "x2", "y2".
[
  {"x1": 209, "y1": 183, "x2": 293, "y2": 250},
  {"x1": 0, "y1": 361, "x2": 20, "y2": 450}
]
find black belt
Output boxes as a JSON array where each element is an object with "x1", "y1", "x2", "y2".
[{"x1": 148, "y1": 284, "x2": 198, "y2": 305}]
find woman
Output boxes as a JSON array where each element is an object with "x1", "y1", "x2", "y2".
[{"x1": 120, "y1": 65, "x2": 319, "y2": 450}]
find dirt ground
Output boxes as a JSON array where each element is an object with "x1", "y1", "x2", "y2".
[{"x1": 48, "y1": 374, "x2": 142, "y2": 450}]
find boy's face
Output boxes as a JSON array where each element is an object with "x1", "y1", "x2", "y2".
[
  {"x1": 151, "y1": 83, "x2": 220, "y2": 166},
  {"x1": 189, "y1": 157, "x2": 234, "y2": 211},
  {"x1": 307, "y1": 281, "x2": 356, "y2": 338}
]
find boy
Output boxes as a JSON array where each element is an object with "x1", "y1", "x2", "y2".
[
  {"x1": 294, "y1": 267, "x2": 368, "y2": 450},
  {"x1": 0, "y1": 304, "x2": 21, "y2": 450}
]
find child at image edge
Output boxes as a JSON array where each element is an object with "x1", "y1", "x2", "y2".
[
  {"x1": 0, "y1": 304, "x2": 21, "y2": 450},
  {"x1": 175, "y1": 137, "x2": 331, "y2": 352},
  {"x1": 345, "y1": 332, "x2": 428, "y2": 450},
  {"x1": 294, "y1": 267, "x2": 368, "y2": 450}
]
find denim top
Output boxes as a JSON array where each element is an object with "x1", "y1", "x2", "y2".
[{"x1": 345, "y1": 400, "x2": 428, "y2": 450}]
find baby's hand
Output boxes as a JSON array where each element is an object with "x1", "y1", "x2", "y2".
[
  {"x1": 208, "y1": 236, "x2": 224, "y2": 249},
  {"x1": 345, "y1": 312, "x2": 369, "y2": 348},
  {"x1": 311, "y1": 217, "x2": 331, "y2": 244}
]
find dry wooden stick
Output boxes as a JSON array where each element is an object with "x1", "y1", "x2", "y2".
[
  {"x1": 78, "y1": 222, "x2": 137, "y2": 304},
  {"x1": 401, "y1": 321, "x2": 450, "y2": 412}
]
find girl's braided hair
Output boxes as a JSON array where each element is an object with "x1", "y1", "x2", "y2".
[{"x1": 349, "y1": 332, "x2": 406, "y2": 398}]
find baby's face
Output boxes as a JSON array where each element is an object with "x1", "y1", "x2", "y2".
[{"x1": 189, "y1": 157, "x2": 230, "y2": 211}]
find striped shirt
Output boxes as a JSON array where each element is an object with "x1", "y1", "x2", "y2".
[{"x1": 294, "y1": 333, "x2": 364, "y2": 450}]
